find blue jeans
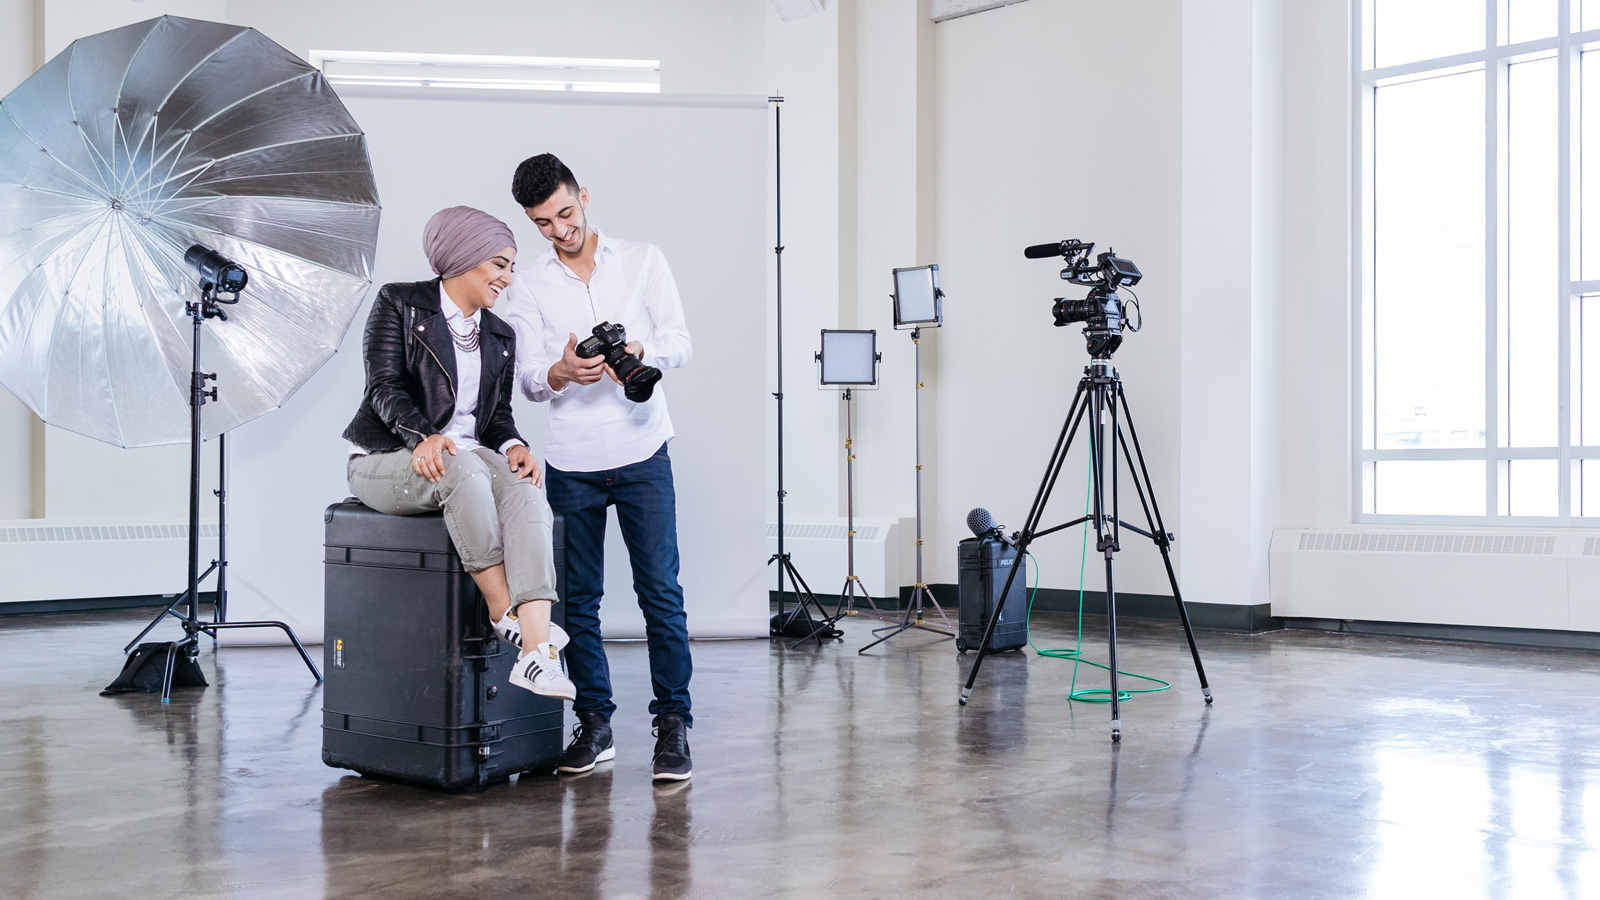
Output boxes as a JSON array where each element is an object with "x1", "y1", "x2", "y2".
[{"x1": 546, "y1": 442, "x2": 692, "y2": 726}]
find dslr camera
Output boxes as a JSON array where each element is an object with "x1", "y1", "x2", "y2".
[
  {"x1": 1023, "y1": 239, "x2": 1143, "y2": 359},
  {"x1": 576, "y1": 322, "x2": 663, "y2": 403}
]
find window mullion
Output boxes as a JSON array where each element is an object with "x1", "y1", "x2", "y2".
[
  {"x1": 1352, "y1": 0, "x2": 1371, "y2": 521},
  {"x1": 1488, "y1": 1, "x2": 1503, "y2": 521},
  {"x1": 1560, "y1": 0, "x2": 1575, "y2": 524}
]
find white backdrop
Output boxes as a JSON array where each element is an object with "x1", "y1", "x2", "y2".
[{"x1": 221, "y1": 87, "x2": 769, "y2": 642}]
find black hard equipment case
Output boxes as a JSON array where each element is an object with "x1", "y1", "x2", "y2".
[
  {"x1": 956, "y1": 535, "x2": 1029, "y2": 654},
  {"x1": 322, "y1": 499, "x2": 566, "y2": 792}
]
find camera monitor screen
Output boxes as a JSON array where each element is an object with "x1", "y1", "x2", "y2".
[
  {"x1": 892, "y1": 265, "x2": 941, "y2": 327},
  {"x1": 819, "y1": 329, "x2": 878, "y2": 385}
]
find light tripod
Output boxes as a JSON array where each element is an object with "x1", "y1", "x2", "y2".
[
  {"x1": 859, "y1": 324, "x2": 953, "y2": 653},
  {"x1": 958, "y1": 354, "x2": 1212, "y2": 741},
  {"x1": 826, "y1": 387, "x2": 886, "y2": 623},
  {"x1": 766, "y1": 94, "x2": 832, "y2": 645},
  {"x1": 137, "y1": 253, "x2": 322, "y2": 703}
]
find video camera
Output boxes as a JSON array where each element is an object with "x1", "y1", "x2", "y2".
[{"x1": 1023, "y1": 239, "x2": 1143, "y2": 359}]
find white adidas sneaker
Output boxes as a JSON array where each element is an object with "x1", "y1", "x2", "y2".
[
  {"x1": 509, "y1": 642, "x2": 576, "y2": 701},
  {"x1": 493, "y1": 614, "x2": 568, "y2": 654}
]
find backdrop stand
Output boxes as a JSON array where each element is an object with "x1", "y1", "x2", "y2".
[{"x1": 766, "y1": 93, "x2": 832, "y2": 644}]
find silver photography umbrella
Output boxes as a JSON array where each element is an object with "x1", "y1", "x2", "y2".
[{"x1": 0, "y1": 15, "x2": 380, "y2": 447}]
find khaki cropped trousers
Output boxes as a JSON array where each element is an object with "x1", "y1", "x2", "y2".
[{"x1": 347, "y1": 447, "x2": 558, "y2": 610}]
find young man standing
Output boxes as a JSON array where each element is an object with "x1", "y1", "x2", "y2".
[{"x1": 502, "y1": 154, "x2": 694, "y2": 782}]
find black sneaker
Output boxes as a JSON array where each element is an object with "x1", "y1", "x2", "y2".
[
  {"x1": 651, "y1": 715, "x2": 692, "y2": 782},
  {"x1": 558, "y1": 711, "x2": 615, "y2": 774}
]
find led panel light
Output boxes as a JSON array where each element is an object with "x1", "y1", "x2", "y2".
[
  {"x1": 892, "y1": 265, "x2": 942, "y2": 328},
  {"x1": 819, "y1": 330, "x2": 879, "y2": 385}
]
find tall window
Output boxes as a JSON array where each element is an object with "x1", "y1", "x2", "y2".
[{"x1": 1358, "y1": 1, "x2": 1600, "y2": 523}]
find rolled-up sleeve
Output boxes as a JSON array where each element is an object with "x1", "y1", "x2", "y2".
[
  {"x1": 503, "y1": 279, "x2": 569, "y2": 403},
  {"x1": 637, "y1": 246, "x2": 692, "y2": 370}
]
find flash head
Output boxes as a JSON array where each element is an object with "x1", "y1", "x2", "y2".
[{"x1": 184, "y1": 244, "x2": 248, "y2": 296}]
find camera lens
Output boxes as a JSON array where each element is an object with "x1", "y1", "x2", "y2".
[{"x1": 1053, "y1": 298, "x2": 1093, "y2": 326}]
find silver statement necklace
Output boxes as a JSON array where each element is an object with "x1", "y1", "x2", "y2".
[{"x1": 447, "y1": 316, "x2": 480, "y2": 352}]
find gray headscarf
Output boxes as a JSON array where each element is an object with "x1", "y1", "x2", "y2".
[{"x1": 422, "y1": 206, "x2": 516, "y2": 279}]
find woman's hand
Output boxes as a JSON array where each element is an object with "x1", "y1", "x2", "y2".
[
  {"x1": 506, "y1": 444, "x2": 543, "y2": 488},
  {"x1": 412, "y1": 433, "x2": 456, "y2": 483}
]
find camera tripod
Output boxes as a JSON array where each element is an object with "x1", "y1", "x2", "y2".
[{"x1": 958, "y1": 355, "x2": 1211, "y2": 742}]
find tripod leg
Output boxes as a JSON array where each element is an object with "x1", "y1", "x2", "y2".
[
  {"x1": 828, "y1": 578, "x2": 851, "y2": 622},
  {"x1": 1115, "y1": 383, "x2": 1212, "y2": 703},
  {"x1": 124, "y1": 590, "x2": 191, "y2": 653},
  {"x1": 206, "y1": 620, "x2": 324, "y2": 681},
  {"x1": 915, "y1": 584, "x2": 954, "y2": 631},
  {"x1": 960, "y1": 377, "x2": 1091, "y2": 703},
  {"x1": 782, "y1": 558, "x2": 835, "y2": 648},
  {"x1": 1087, "y1": 382, "x2": 1121, "y2": 742},
  {"x1": 159, "y1": 635, "x2": 197, "y2": 704}
]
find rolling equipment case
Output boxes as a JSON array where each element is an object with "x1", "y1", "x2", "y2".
[
  {"x1": 322, "y1": 500, "x2": 566, "y2": 792},
  {"x1": 956, "y1": 535, "x2": 1030, "y2": 654}
]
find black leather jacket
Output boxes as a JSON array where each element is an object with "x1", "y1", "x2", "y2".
[{"x1": 342, "y1": 279, "x2": 524, "y2": 455}]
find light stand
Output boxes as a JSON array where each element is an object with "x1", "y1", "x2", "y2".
[
  {"x1": 860, "y1": 267, "x2": 954, "y2": 653},
  {"x1": 124, "y1": 432, "x2": 229, "y2": 651},
  {"x1": 766, "y1": 95, "x2": 831, "y2": 643},
  {"x1": 145, "y1": 245, "x2": 322, "y2": 703},
  {"x1": 813, "y1": 330, "x2": 886, "y2": 629}
]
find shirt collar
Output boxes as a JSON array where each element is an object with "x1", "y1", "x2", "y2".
[{"x1": 439, "y1": 281, "x2": 480, "y2": 324}]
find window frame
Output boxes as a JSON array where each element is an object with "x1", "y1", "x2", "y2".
[{"x1": 1352, "y1": 0, "x2": 1600, "y2": 526}]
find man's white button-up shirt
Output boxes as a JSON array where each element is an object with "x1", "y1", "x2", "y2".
[{"x1": 502, "y1": 229, "x2": 692, "y2": 472}]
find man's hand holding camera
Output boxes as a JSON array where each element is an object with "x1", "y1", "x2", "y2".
[
  {"x1": 548, "y1": 331, "x2": 644, "y2": 391},
  {"x1": 607, "y1": 341, "x2": 644, "y2": 385},
  {"x1": 548, "y1": 332, "x2": 606, "y2": 391}
]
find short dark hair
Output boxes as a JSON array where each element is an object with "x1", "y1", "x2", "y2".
[{"x1": 511, "y1": 153, "x2": 580, "y2": 209}]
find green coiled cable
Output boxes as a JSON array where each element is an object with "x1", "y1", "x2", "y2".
[{"x1": 1022, "y1": 467, "x2": 1170, "y2": 703}]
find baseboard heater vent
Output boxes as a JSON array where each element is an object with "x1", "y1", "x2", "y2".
[
  {"x1": 1586, "y1": 536, "x2": 1600, "y2": 557},
  {"x1": 1297, "y1": 531, "x2": 1556, "y2": 555},
  {"x1": 765, "y1": 519, "x2": 901, "y2": 598},
  {"x1": 766, "y1": 523, "x2": 884, "y2": 542},
  {"x1": 0, "y1": 523, "x2": 220, "y2": 544}
]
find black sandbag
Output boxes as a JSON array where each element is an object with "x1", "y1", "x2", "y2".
[{"x1": 101, "y1": 642, "x2": 208, "y2": 696}]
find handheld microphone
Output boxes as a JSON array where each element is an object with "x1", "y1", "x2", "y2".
[{"x1": 966, "y1": 507, "x2": 1016, "y2": 547}]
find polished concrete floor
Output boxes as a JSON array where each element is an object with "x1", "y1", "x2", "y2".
[{"x1": 2, "y1": 608, "x2": 1599, "y2": 899}]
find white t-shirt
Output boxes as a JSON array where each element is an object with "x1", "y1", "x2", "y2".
[{"x1": 502, "y1": 229, "x2": 692, "y2": 472}]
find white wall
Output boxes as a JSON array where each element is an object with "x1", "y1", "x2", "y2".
[
  {"x1": 931, "y1": 0, "x2": 1185, "y2": 598},
  {"x1": 1279, "y1": 0, "x2": 1353, "y2": 529},
  {"x1": 1, "y1": 0, "x2": 39, "y2": 520},
  {"x1": 763, "y1": 0, "x2": 848, "y2": 526}
]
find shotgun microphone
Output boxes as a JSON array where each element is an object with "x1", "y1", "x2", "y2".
[{"x1": 1023, "y1": 239, "x2": 1088, "y2": 259}]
